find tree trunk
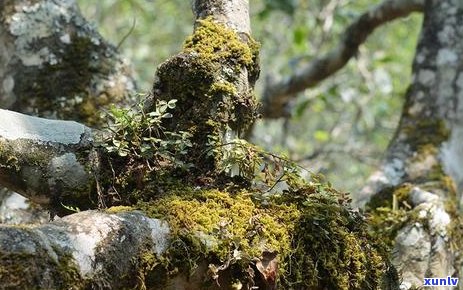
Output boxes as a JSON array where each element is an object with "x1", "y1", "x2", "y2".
[
  {"x1": 359, "y1": 0, "x2": 463, "y2": 288},
  {"x1": 0, "y1": 0, "x2": 136, "y2": 124}
]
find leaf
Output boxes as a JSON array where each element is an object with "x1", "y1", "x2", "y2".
[
  {"x1": 314, "y1": 130, "x2": 329, "y2": 142},
  {"x1": 167, "y1": 99, "x2": 177, "y2": 109},
  {"x1": 294, "y1": 99, "x2": 312, "y2": 118},
  {"x1": 61, "y1": 203, "x2": 80, "y2": 213}
]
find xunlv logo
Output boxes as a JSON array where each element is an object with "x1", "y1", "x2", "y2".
[{"x1": 423, "y1": 276, "x2": 458, "y2": 287}]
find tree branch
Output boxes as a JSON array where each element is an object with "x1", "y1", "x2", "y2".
[
  {"x1": 0, "y1": 109, "x2": 99, "y2": 212},
  {"x1": 262, "y1": 0, "x2": 424, "y2": 118},
  {"x1": 0, "y1": 210, "x2": 172, "y2": 289},
  {"x1": 0, "y1": 0, "x2": 138, "y2": 224}
]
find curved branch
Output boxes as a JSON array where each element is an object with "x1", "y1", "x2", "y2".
[{"x1": 261, "y1": 0, "x2": 424, "y2": 118}]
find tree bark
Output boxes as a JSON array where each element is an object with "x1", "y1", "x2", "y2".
[
  {"x1": 0, "y1": 108, "x2": 101, "y2": 215},
  {"x1": 145, "y1": 0, "x2": 259, "y2": 174},
  {"x1": 0, "y1": 209, "x2": 172, "y2": 289},
  {"x1": 2, "y1": 0, "x2": 462, "y2": 289}
]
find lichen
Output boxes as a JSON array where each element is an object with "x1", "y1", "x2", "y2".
[{"x1": 12, "y1": 30, "x2": 130, "y2": 126}]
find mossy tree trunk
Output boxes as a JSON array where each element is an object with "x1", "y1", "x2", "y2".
[
  {"x1": 146, "y1": 0, "x2": 260, "y2": 174},
  {"x1": 358, "y1": 0, "x2": 463, "y2": 288}
]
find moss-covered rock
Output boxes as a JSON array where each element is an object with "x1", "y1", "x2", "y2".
[{"x1": 0, "y1": 228, "x2": 84, "y2": 289}]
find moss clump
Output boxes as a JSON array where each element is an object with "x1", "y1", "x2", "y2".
[
  {"x1": 366, "y1": 182, "x2": 418, "y2": 251},
  {"x1": 134, "y1": 250, "x2": 169, "y2": 289},
  {"x1": 278, "y1": 188, "x2": 391, "y2": 290},
  {"x1": 136, "y1": 185, "x2": 389, "y2": 289},
  {"x1": 152, "y1": 17, "x2": 260, "y2": 172},
  {"x1": 105, "y1": 206, "x2": 133, "y2": 214},
  {"x1": 183, "y1": 18, "x2": 259, "y2": 76},
  {"x1": 138, "y1": 189, "x2": 297, "y2": 273},
  {"x1": 97, "y1": 17, "x2": 387, "y2": 290}
]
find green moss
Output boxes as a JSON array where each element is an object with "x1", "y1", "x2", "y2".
[
  {"x1": 95, "y1": 17, "x2": 388, "y2": 290},
  {"x1": 0, "y1": 240, "x2": 84, "y2": 289},
  {"x1": 367, "y1": 206, "x2": 409, "y2": 249},
  {"x1": 135, "y1": 185, "x2": 388, "y2": 289},
  {"x1": 135, "y1": 252, "x2": 168, "y2": 289},
  {"x1": 105, "y1": 206, "x2": 133, "y2": 214},
  {"x1": 138, "y1": 188, "x2": 296, "y2": 262},
  {"x1": 366, "y1": 184, "x2": 413, "y2": 211},
  {"x1": 279, "y1": 190, "x2": 390, "y2": 289},
  {"x1": 183, "y1": 18, "x2": 258, "y2": 71},
  {"x1": 153, "y1": 17, "x2": 260, "y2": 173},
  {"x1": 402, "y1": 119, "x2": 449, "y2": 150}
]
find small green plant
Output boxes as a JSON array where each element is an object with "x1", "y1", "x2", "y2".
[
  {"x1": 206, "y1": 135, "x2": 312, "y2": 193},
  {"x1": 103, "y1": 98, "x2": 193, "y2": 169}
]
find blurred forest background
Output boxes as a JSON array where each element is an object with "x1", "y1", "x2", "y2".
[{"x1": 77, "y1": 0, "x2": 422, "y2": 195}]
